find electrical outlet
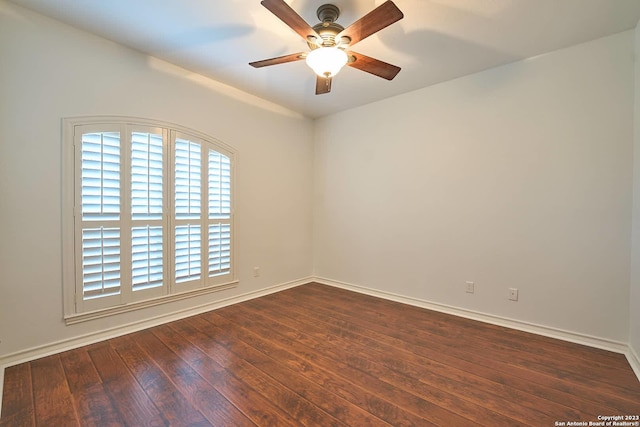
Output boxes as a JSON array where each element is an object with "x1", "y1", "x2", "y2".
[
  {"x1": 253, "y1": 267, "x2": 260, "y2": 277},
  {"x1": 466, "y1": 281, "x2": 474, "y2": 294},
  {"x1": 509, "y1": 288, "x2": 518, "y2": 301}
]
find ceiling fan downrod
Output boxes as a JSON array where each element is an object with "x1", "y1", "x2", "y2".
[{"x1": 317, "y1": 4, "x2": 340, "y2": 25}]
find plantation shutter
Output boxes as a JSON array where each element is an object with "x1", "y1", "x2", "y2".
[
  {"x1": 208, "y1": 150, "x2": 232, "y2": 276},
  {"x1": 174, "y1": 137, "x2": 202, "y2": 284},
  {"x1": 70, "y1": 118, "x2": 235, "y2": 316},
  {"x1": 78, "y1": 130, "x2": 122, "y2": 309},
  {"x1": 130, "y1": 130, "x2": 167, "y2": 297}
]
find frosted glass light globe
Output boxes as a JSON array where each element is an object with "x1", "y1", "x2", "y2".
[{"x1": 306, "y1": 47, "x2": 348, "y2": 77}]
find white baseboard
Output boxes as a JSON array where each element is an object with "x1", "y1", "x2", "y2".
[
  {"x1": 313, "y1": 277, "x2": 632, "y2": 357},
  {"x1": 0, "y1": 276, "x2": 312, "y2": 416}
]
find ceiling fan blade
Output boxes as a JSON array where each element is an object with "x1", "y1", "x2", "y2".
[
  {"x1": 336, "y1": 1, "x2": 403, "y2": 47},
  {"x1": 249, "y1": 52, "x2": 305, "y2": 68},
  {"x1": 316, "y1": 76, "x2": 332, "y2": 95},
  {"x1": 347, "y1": 52, "x2": 401, "y2": 80},
  {"x1": 261, "y1": 0, "x2": 322, "y2": 43}
]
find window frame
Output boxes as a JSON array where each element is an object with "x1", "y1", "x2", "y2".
[{"x1": 62, "y1": 116, "x2": 237, "y2": 324}]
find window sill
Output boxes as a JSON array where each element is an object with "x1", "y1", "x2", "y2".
[{"x1": 64, "y1": 280, "x2": 239, "y2": 325}]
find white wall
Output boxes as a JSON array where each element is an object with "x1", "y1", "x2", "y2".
[
  {"x1": 0, "y1": 1, "x2": 313, "y2": 359},
  {"x1": 630, "y1": 21, "x2": 640, "y2": 365},
  {"x1": 314, "y1": 31, "x2": 634, "y2": 342}
]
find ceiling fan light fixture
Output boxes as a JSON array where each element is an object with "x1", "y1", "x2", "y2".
[
  {"x1": 305, "y1": 47, "x2": 348, "y2": 78},
  {"x1": 251, "y1": 0, "x2": 404, "y2": 94}
]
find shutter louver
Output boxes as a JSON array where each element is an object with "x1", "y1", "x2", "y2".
[
  {"x1": 82, "y1": 227, "x2": 121, "y2": 299},
  {"x1": 175, "y1": 225, "x2": 201, "y2": 282},
  {"x1": 208, "y1": 151, "x2": 231, "y2": 219},
  {"x1": 175, "y1": 139, "x2": 201, "y2": 220},
  {"x1": 81, "y1": 132, "x2": 120, "y2": 220},
  {"x1": 208, "y1": 149, "x2": 231, "y2": 277},
  {"x1": 209, "y1": 223, "x2": 231, "y2": 276},
  {"x1": 132, "y1": 226, "x2": 163, "y2": 291},
  {"x1": 131, "y1": 132, "x2": 163, "y2": 220}
]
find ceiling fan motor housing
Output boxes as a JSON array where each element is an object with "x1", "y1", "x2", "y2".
[{"x1": 308, "y1": 4, "x2": 344, "y2": 48}]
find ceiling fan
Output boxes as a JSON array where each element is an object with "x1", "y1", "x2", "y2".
[{"x1": 250, "y1": 0, "x2": 404, "y2": 95}]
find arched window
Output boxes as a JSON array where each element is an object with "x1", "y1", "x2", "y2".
[{"x1": 62, "y1": 117, "x2": 236, "y2": 321}]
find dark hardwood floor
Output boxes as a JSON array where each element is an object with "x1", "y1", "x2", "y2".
[{"x1": 2, "y1": 282, "x2": 639, "y2": 426}]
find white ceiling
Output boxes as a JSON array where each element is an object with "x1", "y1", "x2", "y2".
[{"x1": 9, "y1": 0, "x2": 640, "y2": 118}]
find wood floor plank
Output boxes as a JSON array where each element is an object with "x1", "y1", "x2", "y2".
[
  {"x1": 70, "y1": 383, "x2": 125, "y2": 427},
  {"x1": 59, "y1": 347, "x2": 102, "y2": 394},
  {"x1": 108, "y1": 334, "x2": 211, "y2": 427},
  {"x1": 301, "y1": 284, "x2": 630, "y2": 371},
  {"x1": 135, "y1": 328, "x2": 276, "y2": 426},
  {"x1": 88, "y1": 342, "x2": 168, "y2": 426},
  {"x1": 243, "y1": 296, "x2": 572, "y2": 425},
  {"x1": 60, "y1": 348, "x2": 123, "y2": 427},
  {"x1": 172, "y1": 316, "x2": 392, "y2": 427},
  {"x1": 30, "y1": 356, "x2": 79, "y2": 427},
  {"x1": 3, "y1": 282, "x2": 639, "y2": 426},
  {"x1": 0, "y1": 364, "x2": 35, "y2": 427},
  {"x1": 263, "y1": 287, "x2": 623, "y2": 417},
  {"x1": 0, "y1": 411, "x2": 34, "y2": 427},
  {"x1": 149, "y1": 324, "x2": 296, "y2": 426},
  {"x1": 210, "y1": 307, "x2": 474, "y2": 427},
  {"x1": 302, "y1": 285, "x2": 640, "y2": 393},
  {"x1": 304, "y1": 284, "x2": 636, "y2": 373},
  {"x1": 239, "y1": 299, "x2": 527, "y2": 424},
  {"x1": 153, "y1": 322, "x2": 342, "y2": 427},
  {"x1": 283, "y1": 284, "x2": 640, "y2": 413}
]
